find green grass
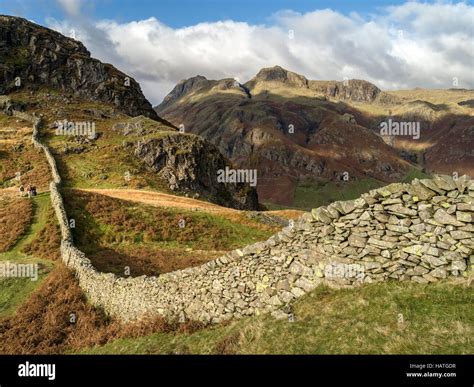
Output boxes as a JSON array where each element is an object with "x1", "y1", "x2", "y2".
[
  {"x1": 292, "y1": 177, "x2": 384, "y2": 210},
  {"x1": 47, "y1": 132, "x2": 172, "y2": 192},
  {"x1": 0, "y1": 193, "x2": 51, "y2": 261},
  {"x1": 42, "y1": 113, "x2": 180, "y2": 192},
  {"x1": 66, "y1": 193, "x2": 275, "y2": 254},
  {"x1": 402, "y1": 167, "x2": 431, "y2": 183},
  {"x1": 0, "y1": 193, "x2": 55, "y2": 317},
  {"x1": 79, "y1": 280, "x2": 473, "y2": 355},
  {"x1": 0, "y1": 271, "x2": 50, "y2": 318},
  {"x1": 266, "y1": 168, "x2": 433, "y2": 211}
]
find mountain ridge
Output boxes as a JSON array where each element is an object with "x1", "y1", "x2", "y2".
[{"x1": 157, "y1": 65, "x2": 394, "y2": 110}]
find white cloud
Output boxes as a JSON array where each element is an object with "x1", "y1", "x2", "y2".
[
  {"x1": 47, "y1": 1, "x2": 474, "y2": 105},
  {"x1": 56, "y1": 0, "x2": 82, "y2": 17}
]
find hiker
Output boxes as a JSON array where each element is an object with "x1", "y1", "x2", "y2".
[
  {"x1": 31, "y1": 185, "x2": 37, "y2": 197},
  {"x1": 19, "y1": 185, "x2": 25, "y2": 197},
  {"x1": 26, "y1": 184, "x2": 32, "y2": 198}
]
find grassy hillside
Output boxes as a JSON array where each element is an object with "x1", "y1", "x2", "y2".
[
  {"x1": 63, "y1": 190, "x2": 281, "y2": 276},
  {"x1": 0, "y1": 109, "x2": 51, "y2": 191},
  {"x1": 47, "y1": 116, "x2": 174, "y2": 192},
  {"x1": 80, "y1": 280, "x2": 473, "y2": 355},
  {"x1": 265, "y1": 168, "x2": 430, "y2": 211},
  {"x1": 0, "y1": 197, "x2": 33, "y2": 252},
  {"x1": 0, "y1": 194, "x2": 56, "y2": 318}
]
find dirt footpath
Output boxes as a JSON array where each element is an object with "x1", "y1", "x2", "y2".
[{"x1": 76, "y1": 188, "x2": 303, "y2": 219}]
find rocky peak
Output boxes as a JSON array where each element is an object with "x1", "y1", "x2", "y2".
[
  {"x1": 158, "y1": 75, "x2": 210, "y2": 111},
  {"x1": 247, "y1": 65, "x2": 309, "y2": 89},
  {"x1": 0, "y1": 15, "x2": 159, "y2": 119},
  {"x1": 158, "y1": 75, "x2": 251, "y2": 113},
  {"x1": 309, "y1": 79, "x2": 382, "y2": 103}
]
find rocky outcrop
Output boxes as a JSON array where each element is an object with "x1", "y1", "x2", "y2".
[
  {"x1": 245, "y1": 65, "x2": 309, "y2": 90},
  {"x1": 157, "y1": 75, "x2": 248, "y2": 113},
  {"x1": 309, "y1": 79, "x2": 382, "y2": 103},
  {"x1": 158, "y1": 75, "x2": 210, "y2": 111},
  {"x1": 157, "y1": 66, "x2": 388, "y2": 114},
  {"x1": 0, "y1": 15, "x2": 159, "y2": 120},
  {"x1": 130, "y1": 133, "x2": 259, "y2": 210},
  {"x1": 0, "y1": 95, "x2": 26, "y2": 113},
  {"x1": 244, "y1": 66, "x2": 385, "y2": 103},
  {"x1": 458, "y1": 99, "x2": 474, "y2": 108}
]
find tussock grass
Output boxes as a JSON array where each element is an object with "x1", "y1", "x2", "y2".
[
  {"x1": 22, "y1": 205, "x2": 61, "y2": 261},
  {"x1": 0, "y1": 143, "x2": 51, "y2": 190},
  {"x1": 0, "y1": 194, "x2": 55, "y2": 319},
  {"x1": 0, "y1": 198, "x2": 33, "y2": 252},
  {"x1": 0, "y1": 265, "x2": 206, "y2": 354}
]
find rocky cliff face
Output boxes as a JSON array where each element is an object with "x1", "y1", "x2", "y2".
[
  {"x1": 244, "y1": 66, "x2": 386, "y2": 103},
  {"x1": 309, "y1": 79, "x2": 382, "y2": 103},
  {"x1": 158, "y1": 75, "x2": 247, "y2": 112},
  {"x1": 157, "y1": 66, "x2": 388, "y2": 112},
  {"x1": 133, "y1": 134, "x2": 259, "y2": 210},
  {"x1": 0, "y1": 15, "x2": 159, "y2": 120},
  {"x1": 158, "y1": 75, "x2": 210, "y2": 111}
]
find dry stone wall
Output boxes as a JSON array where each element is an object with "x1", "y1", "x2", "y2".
[{"x1": 6, "y1": 103, "x2": 473, "y2": 324}]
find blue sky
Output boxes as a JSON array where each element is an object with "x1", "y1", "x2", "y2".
[{"x1": 1, "y1": 0, "x2": 413, "y2": 28}]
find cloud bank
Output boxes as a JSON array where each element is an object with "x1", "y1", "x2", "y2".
[{"x1": 49, "y1": 1, "x2": 474, "y2": 105}]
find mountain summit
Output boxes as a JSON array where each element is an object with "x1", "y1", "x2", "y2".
[
  {"x1": 0, "y1": 15, "x2": 158, "y2": 119},
  {"x1": 157, "y1": 66, "x2": 387, "y2": 107},
  {"x1": 247, "y1": 65, "x2": 309, "y2": 89}
]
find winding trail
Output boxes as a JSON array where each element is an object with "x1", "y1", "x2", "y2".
[
  {"x1": 75, "y1": 188, "x2": 303, "y2": 219},
  {"x1": 76, "y1": 188, "x2": 238, "y2": 214}
]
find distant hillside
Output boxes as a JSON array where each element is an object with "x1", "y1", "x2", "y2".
[
  {"x1": 155, "y1": 66, "x2": 409, "y2": 207},
  {"x1": 155, "y1": 66, "x2": 474, "y2": 208}
]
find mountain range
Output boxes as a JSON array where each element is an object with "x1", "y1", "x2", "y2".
[{"x1": 156, "y1": 66, "x2": 474, "y2": 208}]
